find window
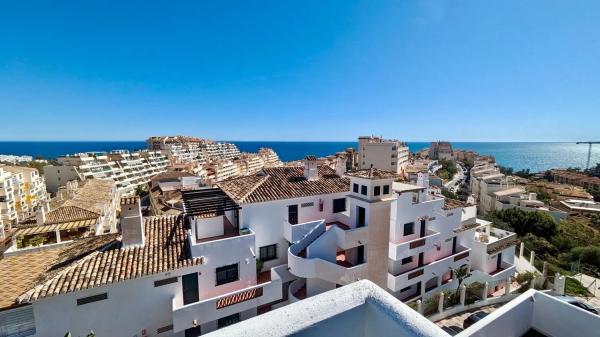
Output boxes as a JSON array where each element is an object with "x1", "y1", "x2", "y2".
[
  {"x1": 154, "y1": 276, "x2": 178, "y2": 287},
  {"x1": 401, "y1": 256, "x2": 413, "y2": 265},
  {"x1": 403, "y1": 222, "x2": 415, "y2": 236},
  {"x1": 374, "y1": 186, "x2": 381, "y2": 196},
  {"x1": 391, "y1": 162, "x2": 396, "y2": 166},
  {"x1": 383, "y1": 185, "x2": 390, "y2": 194},
  {"x1": 218, "y1": 313, "x2": 240, "y2": 329},
  {"x1": 333, "y1": 198, "x2": 346, "y2": 213},
  {"x1": 260, "y1": 244, "x2": 277, "y2": 261},
  {"x1": 412, "y1": 191, "x2": 419, "y2": 204},
  {"x1": 361, "y1": 185, "x2": 367, "y2": 195},
  {"x1": 400, "y1": 286, "x2": 411, "y2": 293},
  {"x1": 216, "y1": 264, "x2": 239, "y2": 286},
  {"x1": 76, "y1": 293, "x2": 108, "y2": 306},
  {"x1": 353, "y1": 183, "x2": 359, "y2": 193},
  {"x1": 182, "y1": 273, "x2": 199, "y2": 305},
  {"x1": 301, "y1": 202, "x2": 314, "y2": 208}
]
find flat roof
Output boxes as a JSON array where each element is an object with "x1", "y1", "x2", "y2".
[
  {"x1": 392, "y1": 182, "x2": 426, "y2": 193},
  {"x1": 207, "y1": 280, "x2": 446, "y2": 337},
  {"x1": 493, "y1": 187, "x2": 525, "y2": 197}
]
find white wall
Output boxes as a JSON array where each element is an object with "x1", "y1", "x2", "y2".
[
  {"x1": 32, "y1": 267, "x2": 200, "y2": 337},
  {"x1": 194, "y1": 215, "x2": 225, "y2": 239},
  {"x1": 240, "y1": 192, "x2": 348, "y2": 271}
]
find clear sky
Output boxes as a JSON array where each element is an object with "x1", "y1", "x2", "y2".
[{"x1": 1, "y1": 1, "x2": 599, "y2": 141}]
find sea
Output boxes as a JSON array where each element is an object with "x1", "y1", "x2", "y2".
[{"x1": 0, "y1": 141, "x2": 598, "y2": 173}]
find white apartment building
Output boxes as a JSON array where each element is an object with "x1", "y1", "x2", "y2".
[
  {"x1": 258, "y1": 148, "x2": 282, "y2": 167},
  {"x1": 358, "y1": 136, "x2": 409, "y2": 176},
  {"x1": 0, "y1": 166, "x2": 19, "y2": 236},
  {"x1": 234, "y1": 154, "x2": 264, "y2": 176},
  {"x1": 0, "y1": 158, "x2": 519, "y2": 337},
  {"x1": 209, "y1": 160, "x2": 240, "y2": 183},
  {"x1": 0, "y1": 194, "x2": 290, "y2": 337},
  {"x1": 3, "y1": 166, "x2": 48, "y2": 221},
  {"x1": 44, "y1": 150, "x2": 169, "y2": 195}
]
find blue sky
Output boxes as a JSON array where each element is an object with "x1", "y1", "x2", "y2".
[{"x1": 1, "y1": 1, "x2": 599, "y2": 141}]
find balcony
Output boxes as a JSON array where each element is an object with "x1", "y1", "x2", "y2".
[
  {"x1": 474, "y1": 227, "x2": 518, "y2": 255},
  {"x1": 283, "y1": 219, "x2": 323, "y2": 243},
  {"x1": 288, "y1": 278, "x2": 306, "y2": 303},
  {"x1": 287, "y1": 223, "x2": 368, "y2": 285},
  {"x1": 387, "y1": 246, "x2": 471, "y2": 292},
  {"x1": 188, "y1": 216, "x2": 254, "y2": 259},
  {"x1": 172, "y1": 265, "x2": 285, "y2": 332},
  {"x1": 388, "y1": 229, "x2": 441, "y2": 261}
]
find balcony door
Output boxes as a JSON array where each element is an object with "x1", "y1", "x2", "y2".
[
  {"x1": 496, "y1": 253, "x2": 502, "y2": 270},
  {"x1": 357, "y1": 206, "x2": 366, "y2": 228},
  {"x1": 420, "y1": 219, "x2": 426, "y2": 237},
  {"x1": 182, "y1": 273, "x2": 199, "y2": 305},
  {"x1": 288, "y1": 205, "x2": 298, "y2": 225}
]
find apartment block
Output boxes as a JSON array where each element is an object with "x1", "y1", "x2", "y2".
[
  {"x1": 429, "y1": 141, "x2": 453, "y2": 160},
  {"x1": 0, "y1": 157, "x2": 520, "y2": 337},
  {"x1": 44, "y1": 150, "x2": 169, "y2": 195},
  {"x1": 3, "y1": 166, "x2": 48, "y2": 220},
  {"x1": 358, "y1": 136, "x2": 409, "y2": 176}
]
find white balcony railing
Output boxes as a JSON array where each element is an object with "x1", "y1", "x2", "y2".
[
  {"x1": 172, "y1": 265, "x2": 285, "y2": 333},
  {"x1": 388, "y1": 229, "x2": 441, "y2": 261},
  {"x1": 387, "y1": 247, "x2": 471, "y2": 292}
]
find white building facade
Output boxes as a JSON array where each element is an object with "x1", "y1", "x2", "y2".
[{"x1": 357, "y1": 136, "x2": 409, "y2": 176}]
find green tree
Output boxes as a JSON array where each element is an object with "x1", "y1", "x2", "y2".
[{"x1": 451, "y1": 265, "x2": 471, "y2": 298}]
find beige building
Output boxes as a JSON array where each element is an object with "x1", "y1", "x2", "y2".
[
  {"x1": 3, "y1": 166, "x2": 48, "y2": 221},
  {"x1": 358, "y1": 136, "x2": 409, "y2": 176}
]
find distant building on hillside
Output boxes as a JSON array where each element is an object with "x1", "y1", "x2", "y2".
[
  {"x1": 357, "y1": 136, "x2": 409, "y2": 175},
  {"x1": 429, "y1": 141, "x2": 453, "y2": 160}
]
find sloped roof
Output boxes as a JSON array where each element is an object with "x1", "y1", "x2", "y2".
[
  {"x1": 217, "y1": 166, "x2": 349, "y2": 203},
  {"x1": 10, "y1": 215, "x2": 201, "y2": 306}
]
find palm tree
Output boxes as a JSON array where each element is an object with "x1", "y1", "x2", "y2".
[{"x1": 452, "y1": 265, "x2": 471, "y2": 297}]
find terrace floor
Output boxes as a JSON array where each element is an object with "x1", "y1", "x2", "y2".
[
  {"x1": 326, "y1": 221, "x2": 350, "y2": 230},
  {"x1": 336, "y1": 251, "x2": 353, "y2": 268}
]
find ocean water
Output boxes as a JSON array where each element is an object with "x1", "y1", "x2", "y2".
[{"x1": 0, "y1": 141, "x2": 598, "y2": 173}]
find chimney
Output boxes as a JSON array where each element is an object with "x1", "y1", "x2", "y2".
[
  {"x1": 120, "y1": 196, "x2": 145, "y2": 248},
  {"x1": 417, "y1": 172, "x2": 429, "y2": 188},
  {"x1": 335, "y1": 156, "x2": 346, "y2": 177},
  {"x1": 304, "y1": 156, "x2": 319, "y2": 181},
  {"x1": 43, "y1": 200, "x2": 50, "y2": 212},
  {"x1": 36, "y1": 205, "x2": 46, "y2": 226}
]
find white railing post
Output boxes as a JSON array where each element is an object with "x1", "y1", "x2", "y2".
[
  {"x1": 438, "y1": 292, "x2": 445, "y2": 313},
  {"x1": 483, "y1": 282, "x2": 489, "y2": 300},
  {"x1": 504, "y1": 277, "x2": 511, "y2": 296},
  {"x1": 529, "y1": 250, "x2": 535, "y2": 265},
  {"x1": 460, "y1": 285, "x2": 466, "y2": 305},
  {"x1": 417, "y1": 299, "x2": 423, "y2": 315},
  {"x1": 519, "y1": 242, "x2": 525, "y2": 258}
]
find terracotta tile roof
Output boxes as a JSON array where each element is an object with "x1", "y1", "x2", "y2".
[
  {"x1": 12, "y1": 215, "x2": 201, "y2": 305},
  {"x1": 45, "y1": 206, "x2": 100, "y2": 224},
  {"x1": 0, "y1": 234, "x2": 116, "y2": 309},
  {"x1": 217, "y1": 166, "x2": 349, "y2": 203},
  {"x1": 15, "y1": 218, "x2": 98, "y2": 236},
  {"x1": 345, "y1": 169, "x2": 399, "y2": 180}
]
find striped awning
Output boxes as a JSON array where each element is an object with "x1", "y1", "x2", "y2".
[
  {"x1": 215, "y1": 287, "x2": 263, "y2": 309},
  {"x1": 16, "y1": 218, "x2": 97, "y2": 236}
]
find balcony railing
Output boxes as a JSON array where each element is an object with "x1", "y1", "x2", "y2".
[
  {"x1": 388, "y1": 247, "x2": 471, "y2": 292},
  {"x1": 389, "y1": 229, "x2": 441, "y2": 261},
  {"x1": 172, "y1": 266, "x2": 284, "y2": 332}
]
